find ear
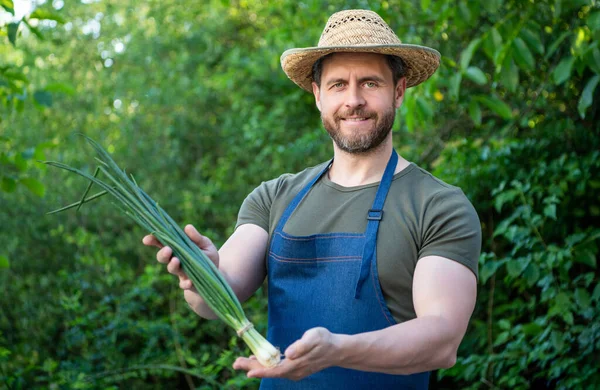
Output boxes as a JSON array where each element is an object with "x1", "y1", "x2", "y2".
[
  {"x1": 394, "y1": 77, "x2": 407, "y2": 109},
  {"x1": 312, "y1": 82, "x2": 322, "y2": 112}
]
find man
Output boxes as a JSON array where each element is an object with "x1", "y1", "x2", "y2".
[{"x1": 144, "y1": 9, "x2": 480, "y2": 389}]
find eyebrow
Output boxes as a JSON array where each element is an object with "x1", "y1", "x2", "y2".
[{"x1": 325, "y1": 76, "x2": 387, "y2": 87}]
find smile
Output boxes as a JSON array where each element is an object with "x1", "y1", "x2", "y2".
[{"x1": 342, "y1": 117, "x2": 370, "y2": 121}]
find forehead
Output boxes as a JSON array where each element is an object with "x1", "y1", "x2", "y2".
[{"x1": 320, "y1": 52, "x2": 392, "y2": 80}]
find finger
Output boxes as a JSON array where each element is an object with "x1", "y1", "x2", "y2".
[
  {"x1": 166, "y1": 256, "x2": 189, "y2": 279},
  {"x1": 248, "y1": 359, "x2": 294, "y2": 379},
  {"x1": 143, "y1": 234, "x2": 163, "y2": 248},
  {"x1": 156, "y1": 246, "x2": 173, "y2": 264},
  {"x1": 285, "y1": 331, "x2": 319, "y2": 360},
  {"x1": 233, "y1": 357, "x2": 264, "y2": 371},
  {"x1": 233, "y1": 357, "x2": 284, "y2": 378},
  {"x1": 179, "y1": 277, "x2": 193, "y2": 290},
  {"x1": 184, "y1": 224, "x2": 214, "y2": 250}
]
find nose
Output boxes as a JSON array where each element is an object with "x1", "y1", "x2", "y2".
[{"x1": 344, "y1": 84, "x2": 366, "y2": 109}]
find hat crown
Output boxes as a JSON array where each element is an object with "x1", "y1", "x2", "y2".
[{"x1": 318, "y1": 10, "x2": 402, "y2": 47}]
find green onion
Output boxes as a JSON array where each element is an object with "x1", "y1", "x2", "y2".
[{"x1": 45, "y1": 135, "x2": 281, "y2": 368}]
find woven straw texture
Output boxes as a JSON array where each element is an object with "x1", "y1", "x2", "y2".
[{"x1": 281, "y1": 10, "x2": 440, "y2": 91}]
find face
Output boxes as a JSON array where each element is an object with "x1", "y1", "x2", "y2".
[{"x1": 312, "y1": 52, "x2": 406, "y2": 154}]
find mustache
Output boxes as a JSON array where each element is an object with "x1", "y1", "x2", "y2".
[{"x1": 334, "y1": 109, "x2": 376, "y2": 120}]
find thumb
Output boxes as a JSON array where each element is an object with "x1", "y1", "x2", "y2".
[{"x1": 184, "y1": 224, "x2": 214, "y2": 250}]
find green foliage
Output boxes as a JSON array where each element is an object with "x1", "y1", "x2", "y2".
[{"x1": 1, "y1": 0, "x2": 599, "y2": 388}]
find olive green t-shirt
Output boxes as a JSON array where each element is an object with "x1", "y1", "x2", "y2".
[{"x1": 235, "y1": 162, "x2": 481, "y2": 323}]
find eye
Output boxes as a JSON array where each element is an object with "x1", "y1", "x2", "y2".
[
  {"x1": 364, "y1": 81, "x2": 378, "y2": 88},
  {"x1": 332, "y1": 82, "x2": 345, "y2": 89}
]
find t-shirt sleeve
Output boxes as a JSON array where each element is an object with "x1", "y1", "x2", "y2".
[
  {"x1": 419, "y1": 188, "x2": 481, "y2": 278},
  {"x1": 235, "y1": 178, "x2": 281, "y2": 232}
]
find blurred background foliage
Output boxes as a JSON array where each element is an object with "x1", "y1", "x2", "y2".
[{"x1": 1, "y1": 0, "x2": 599, "y2": 388}]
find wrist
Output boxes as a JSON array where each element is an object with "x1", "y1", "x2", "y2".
[{"x1": 330, "y1": 332, "x2": 354, "y2": 368}]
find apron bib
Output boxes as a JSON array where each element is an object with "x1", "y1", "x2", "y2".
[{"x1": 261, "y1": 150, "x2": 430, "y2": 389}]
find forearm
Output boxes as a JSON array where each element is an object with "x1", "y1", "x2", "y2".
[
  {"x1": 187, "y1": 273, "x2": 253, "y2": 321},
  {"x1": 334, "y1": 315, "x2": 460, "y2": 375},
  {"x1": 189, "y1": 256, "x2": 265, "y2": 321}
]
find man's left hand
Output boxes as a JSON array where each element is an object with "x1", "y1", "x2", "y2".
[{"x1": 233, "y1": 327, "x2": 340, "y2": 381}]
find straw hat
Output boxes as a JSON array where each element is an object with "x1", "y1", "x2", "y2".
[{"x1": 281, "y1": 9, "x2": 440, "y2": 92}]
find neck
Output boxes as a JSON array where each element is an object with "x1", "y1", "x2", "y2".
[{"x1": 328, "y1": 135, "x2": 409, "y2": 187}]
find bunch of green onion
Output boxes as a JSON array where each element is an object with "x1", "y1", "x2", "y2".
[{"x1": 45, "y1": 135, "x2": 281, "y2": 368}]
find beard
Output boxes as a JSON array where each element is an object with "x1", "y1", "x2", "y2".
[{"x1": 321, "y1": 105, "x2": 396, "y2": 154}]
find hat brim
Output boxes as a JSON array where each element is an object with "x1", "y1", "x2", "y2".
[{"x1": 281, "y1": 44, "x2": 441, "y2": 92}]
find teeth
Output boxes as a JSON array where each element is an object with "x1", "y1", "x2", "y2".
[{"x1": 344, "y1": 118, "x2": 367, "y2": 121}]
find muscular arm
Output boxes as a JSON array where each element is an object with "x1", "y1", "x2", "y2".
[
  {"x1": 234, "y1": 255, "x2": 477, "y2": 378},
  {"x1": 218, "y1": 224, "x2": 269, "y2": 304},
  {"x1": 335, "y1": 255, "x2": 477, "y2": 374}
]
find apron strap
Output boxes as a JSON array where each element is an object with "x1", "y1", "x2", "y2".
[
  {"x1": 355, "y1": 150, "x2": 398, "y2": 299},
  {"x1": 274, "y1": 160, "x2": 333, "y2": 233}
]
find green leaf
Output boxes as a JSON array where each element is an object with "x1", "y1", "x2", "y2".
[
  {"x1": 522, "y1": 323, "x2": 543, "y2": 336},
  {"x1": 587, "y1": 11, "x2": 600, "y2": 31},
  {"x1": 498, "y1": 319, "x2": 511, "y2": 330},
  {"x1": 551, "y1": 331, "x2": 565, "y2": 351},
  {"x1": 507, "y1": 256, "x2": 531, "y2": 278},
  {"x1": 478, "y1": 95, "x2": 513, "y2": 119},
  {"x1": 2, "y1": 67, "x2": 28, "y2": 83},
  {"x1": 493, "y1": 331, "x2": 510, "y2": 347},
  {"x1": 29, "y1": 9, "x2": 66, "y2": 24},
  {"x1": 0, "y1": 255, "x2": 9, "y2": 269},
  {"x1": 574, "y1": 249, "x2": 597, "y2": 268},
  {"x1": 1, "y1": 177, "x2": 16, "y2": 192},
  {"x1": 545, "y1": 31, "x2": 571, "y2": 60},
  {"x1": 577, "y1": 75, "x2": 600, "y2": 119},
  {"x1": 403, "y1": 95, "x2": 416, "y2": 133},
  {"x1": 416, "y1": 97, "x2": 433, "y2": 120},
  {"x1": 494, "y1": 188, "x2": 518, "y2": 212},
  {"x1": 480, "y1": 258, "x2": 503, "y2": 284},
  {"x1": 566, "y1": 232, "x2": 586, "y2": 247},
  {"x1": 420, "y1": 0, "x2": 431, "y2": 11},
  {"x1": 460, "y1": 38, "x2": 481, "y2": 70},
  {"x1": 523, "y1": 262, "x2": 540, "y2": 287},
  {"x1": 20, "y1": 177, "x2": 45, "y2": 197},
  {"x1": 465, "y1": 66, "x2": 487, "y2": 85},
  {"x1": 458, "y1": 2, "x2": 472, "y2": 24},
  {"x1": 44, "y1": 82, "x2": 76, "y2": 95},
  {"x1": 22, "y1": 19, "x2": 44, "y2": 40},
  {"x1": 0, "y1": 0, "x2": 14, "y2": 15},
  {"x1": 34, "y1": 90, "x2": 53, "y2": 107},
  {"x1": 500, "y1": 55, "x2": 519, "y2": 93},
  {"x1": 468, "y1": 100, "x2": 482, "y2": 127},
  {"x1": 14, "y1": 154, "x2": 26, "y2": 171},
  {"x1": 449, "y1": 72, "x2": 462, "y2": 100},
  {"x1": 554, "y1": 0, "x2": 562, "y2": 19},
  {"x1": 555, "y1": 292, "x2": 572, "y2": 309},
  {"x1": 483, "y1": 27, "x2": 502, "y2": 62},
  {"x1": 7, "y1": 22, "x2": 19, "y2": 46},
  {"x1": 593, "y1": 283, "x2": 600, "y2": 302},
  {"x1": 482, "y1": 0, "x2": 501, "y2": 13},
  {"x1": 553, "y1": 57, "x2": 575, "y2": 85},
  {"x1": 588, "y1": 48, "x2": 600, "y2": 74},
  {"x1": 544, "y1": 204, "x2": 557, "y2": 220},
  {"x1": 562, "y1": 311, "x2": 574, "y2": 325},
  {"x1": 575, "y1": 288, "x2": 591, "y2": 309},
  {"x1": 519, "y1": 28, "x2": 545, "y2": 54},
  {"x1": 512, "y1": 37, "x2": 535, "y2": 71}
]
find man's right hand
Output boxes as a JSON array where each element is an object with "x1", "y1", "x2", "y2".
[
  {"x1": 142, "y1": 224, "x2": 220, "y2": 319},
  {"x1": 143, "y1": 223, "x2": 269, "y2": 320}
]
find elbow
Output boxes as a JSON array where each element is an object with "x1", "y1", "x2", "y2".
[
  {"x1": 440, "y1": 351, "x2": 457, "y2": 369},
  {"x1": 437, "y1": 341, "x2": 459, "y2": 369}
]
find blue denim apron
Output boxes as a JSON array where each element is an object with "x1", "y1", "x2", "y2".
[{"x1": 260, "y1": 150, "x2": 430, "y2": 389}]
